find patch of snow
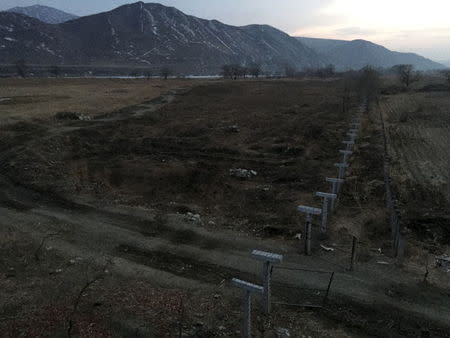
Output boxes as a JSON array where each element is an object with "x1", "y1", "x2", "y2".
[
  {"x1": 170, "y1": 25, "x2": 188, "y2": 43},
  {"x1": 37, "y1": 42, "x2": 56, "y2": 55},
  {"x1": 108, "y1": 18, "x2": 119, "y2": 45},
  {"x1": 180, "y1": 23, "x2": 195, "y2": 38}
]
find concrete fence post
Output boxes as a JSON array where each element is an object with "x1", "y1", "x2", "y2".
[
  {"x1": 326, "y1": 177, "x2": 344, "y2": 209},
  {"x1": 342, "y1": 140, "x2": 355, "y2": 151},
  {"x1": 251, "y1": 250, "x2": 283, "y2": 314},
  {"x1": 334, "y1": 162, "x2": 349, "y2": 180},
  {"x1": 297, "y1": 205, "x2": 322, "y2": 255},
  {"x1": 339, "y1": 150, "x2": 353, "y2": 164},
  {"x1": 231, "y1": 278, "x2": 264, "y2": 338},
  {"x1": 315, "y1": 192, "x2": 337, "y2": 233}
]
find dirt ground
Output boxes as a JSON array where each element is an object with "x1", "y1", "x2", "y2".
[{"x1": 1, "y1": 78, "x2": 449, "y2": 337}]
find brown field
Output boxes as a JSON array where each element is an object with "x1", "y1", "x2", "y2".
[
  {"x1": 379, "y1": 91, "x2": 450, "y2": 245},
  {"x1": 0, "y1": 78, "x2": 199, "y2": 121},
  {"x1": 1, "y1": 78, "x2": 449, "y2": 336}
]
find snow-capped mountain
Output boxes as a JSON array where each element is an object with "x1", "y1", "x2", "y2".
[
  {"x1": 0, "y1": 2, "x2": 323, "y2": 74},
  {"x1": 0, "y1": 12, "x2": 67, "y2": 63},
  {"x1": 7, "y1": 5, "x2": 78, "y2": 24}
]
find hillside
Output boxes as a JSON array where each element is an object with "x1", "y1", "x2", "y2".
[
  {"x1": 0, "y1": 2, "x2": 323, "y2": 74},
  {"x1": 298, "y1": 37, "x2": 444, "y2": 71},
  {"x1": 7, "y1": 4, "x2": 78, "y2": 24}
]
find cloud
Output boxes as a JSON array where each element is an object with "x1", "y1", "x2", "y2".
[{"x1": 333, "y1": 26, "x2": 377, "y2": 37}]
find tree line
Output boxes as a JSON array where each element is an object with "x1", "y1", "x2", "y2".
[{"x1": 7, "y1": 59, "x2": 450, "y2": 89}]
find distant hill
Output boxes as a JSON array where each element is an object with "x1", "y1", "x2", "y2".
[
  {"x1": 437, "y1": 60, "x2": 450, "y2": 68},
  {"x1": 297, "y1": 37, "x2": 444, "y2": 71},
  {"x1": 0, "y1": 2, "x2": 323, "y2": 75},
  {"x1": 7, "y1": 4, "x2": 78, "y2": 24}
]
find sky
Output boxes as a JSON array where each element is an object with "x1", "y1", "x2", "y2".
[{"x1": 1, "y1": 0, "x2": 449, "y2": 61}]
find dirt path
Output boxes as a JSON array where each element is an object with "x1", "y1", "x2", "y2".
[{"x1": 1, "y1": 166, "x2": 449, "y2": 329}]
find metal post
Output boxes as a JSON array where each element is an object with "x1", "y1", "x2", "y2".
[
  {"x1": 349, "y1": 236, "x2": 357, "y2": 271},
  {"x1": 263, "y1": 261, "x2": 270, "y2": 312},
  {"x1": 244, "y1": 291, "x2": 251, "y2": 338},
  {"x1": 322, "y1": 272, "x2": 335, "y2": 306},
  {"x1": 305, "y1": 213, "x2": 312, "y2": 255},
  {"x1": 322, "y1": 198, "x2": 329, "y2": 233}
]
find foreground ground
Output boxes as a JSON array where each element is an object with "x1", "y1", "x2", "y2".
[{"x1": 0, "y1": 78, "x2": 449, "y2": 336}]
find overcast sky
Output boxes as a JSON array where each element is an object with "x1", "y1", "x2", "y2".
[{"x1": 1, "y1": 0, "x2": 449, "y2": 61}]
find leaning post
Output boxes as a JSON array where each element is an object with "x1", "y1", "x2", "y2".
[
  {"x1": 251, "y1": 250, "x2": 283, "y2": 314},
  {"x1": 297, "y1": 205, "x2": 322, "y2": 255},
  {"x1": 231, "y1": 278, "x2": 264, "y2": 338}
]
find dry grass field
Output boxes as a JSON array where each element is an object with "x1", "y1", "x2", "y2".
[
  {"x1": 0, "y1": 78, "x2": 199, "y2": 121},
  {"x1": 379, "y1": 91, "x2": 450, "y2": 245}
]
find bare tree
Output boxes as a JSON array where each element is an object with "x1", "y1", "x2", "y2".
[
  {"x1": 49, "y1": 65, "x2": 60, "y2": 78},
  {"x1": 357, "y1": 66, "x2": 381, "y2": 111},
  {"x1": 16, "y1": 59, "x2": 27, "y2": 78},
  {"x1": 238, "y1": 65, "x2": 248, "y2": 79},
  {"x1": 441, "y1": 69, "x2": 450, "y2": 88},
  {"x1": 144, "y1": 69, "x2": 153, "y2": 80},
  {"x1": 341, "y1": 71, "x2": 357, "y2": 113},
  {"x1": 160, "y1": 66, "x2": 172, "y2": 80},
  {"x1": 221, "y1": 64, "x2": 233, "y2": 79},
  {"x1": 222, "y1": 64, "x2": 248, "y2": 80},
  {"x1": 284, "y1": 64, "x2": 297, "y2": 78},
  {"x1": 248, "y1": 63, "x2": 261, "y2": 78},
  {"x1": 393, "y1": 64, "x2": 417, "y2": 88}
]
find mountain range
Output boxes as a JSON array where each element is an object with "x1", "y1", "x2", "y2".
[
  {"x1": 297, "y1": 37, "x2": 443, "y2": 71},
  {"x1": 7, "y1": 4, "x2": 78, "y2": 24},
  {"x1": 0, "y1": 2, "x2": 322, "y2": 74},
  {"x1": 0, "y1": 2, "x2": 445, "y2": 74}
]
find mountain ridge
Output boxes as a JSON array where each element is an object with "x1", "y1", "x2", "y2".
[
  {"x1": 7, "y1": 4, "x2": 78, "y2": 24},
  {"x1": 297, "y1": 37, "x2": 443, "y2": 71},
  {"x1": 0, "y1": 2, "x2": 324, "y2": 74},
  {"x1": 0, "y1": 2, "x2": 444, "y2": 74}
]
